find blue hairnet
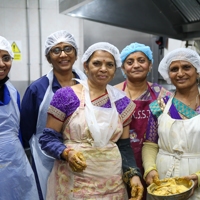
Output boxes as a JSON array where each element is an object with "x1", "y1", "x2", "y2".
[{"x1": 120, "y1": 42, "x2": 153, "y2": 64}]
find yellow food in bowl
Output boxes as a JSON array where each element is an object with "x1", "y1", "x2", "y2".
[{"x1": 152, "y1": 178, "x2": 188, "y2": 196}]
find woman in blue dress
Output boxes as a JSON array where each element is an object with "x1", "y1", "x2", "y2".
[
  {"x1": 0, "y1": 36, "x2": 39, "y2": 200},
  {"x1": 20, "y1": 30, "x2": 87, "y2": 200}
]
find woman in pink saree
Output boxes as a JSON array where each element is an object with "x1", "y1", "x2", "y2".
[{"x1": 115, "y1": 43, "x2": 170, "y2": 199}]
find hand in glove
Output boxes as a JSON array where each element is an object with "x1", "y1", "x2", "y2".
[
  {"x1": 62, "y1": 149, "x2": 87, "y2": 172},
  {"x1": 146, "y1": 170, "x2": 161, "y2": 186},
  {"x1": 129, "y1": 176, "x2": 144, "y2": 200}
]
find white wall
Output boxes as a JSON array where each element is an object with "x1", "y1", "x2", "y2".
[
  {"x1": 0, "y1": 0, "x2": 83, "y2": 97},
  {"x1": 164, "y1": 38, "x2": 186, "y2": 55}
]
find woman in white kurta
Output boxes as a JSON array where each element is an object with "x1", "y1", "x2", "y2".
[{"x1": 142, "y1": 48, "x2": 200, "y2": 199}]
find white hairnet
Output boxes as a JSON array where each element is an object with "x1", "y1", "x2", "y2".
[
  {"x1": 0, "y1": 36, "x2": 14, "y2": 59},
  {"x1": 159, "y1": 48, "x2": 200, "y2": 84},
  {"x1": 81, "y1": 42, "x2": 122, "y2": 68},
  {"x1": 44, "y1": 30, "x2": 78, "y2": 56}
]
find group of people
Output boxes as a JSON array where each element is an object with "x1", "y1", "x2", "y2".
[{"x1": 0, "y1": 29, "x2": 200, "y2": 200}]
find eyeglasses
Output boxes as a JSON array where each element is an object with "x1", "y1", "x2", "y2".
[
  {"x1": 50, "y1": 46, "x2": 74, "y2": 56},
  {"x1": 0, "y1": 55, "x2": 12, "y2": 63}
]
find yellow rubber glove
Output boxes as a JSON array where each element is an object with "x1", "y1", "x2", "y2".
[
  {"x1": 193, "y1": 171, "x2": 200, "y2": 188},
  {"x1": 130, "y1": 176, "x2": 144, "y2": 200},
  {"x1": 67, "y1": 151, "x2": 87, "y2": 172},
  {"x1": 142, "y1": 141, "x2": 159, "y2": 180}
]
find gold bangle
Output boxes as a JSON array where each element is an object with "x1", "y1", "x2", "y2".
[{"x1": 64, "y1": 149, "x2": 75, "y2": 161}]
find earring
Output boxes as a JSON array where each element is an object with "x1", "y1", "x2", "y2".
[
  {"x1": 149, "y1": 66, "x2": 152, "y2": 73},
  {"x1": 84, "y1": 70, "x2": 88, "y2": 75},
  {"x1": 198, "y1": 78, "x2": 199, "y2": 85}
]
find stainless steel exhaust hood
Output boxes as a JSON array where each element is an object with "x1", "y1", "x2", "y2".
[
  {"x1": 59, "y1": 0, "x2": 200, "y2": 40},
  {"x1": 59, "y1": 0, "x2": 94, "y2": 14}
]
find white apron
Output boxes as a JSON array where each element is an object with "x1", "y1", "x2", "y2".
[
  {"x1": 0, "y1": 81, "x2": 39, "y2": 200},
  {"x1": 76, "y1": 79, "x2": 126, "y2": 147},
  {"x1": 29, "y1": 69, "x2": 87, "y2": 199},
  {"x1": 46, "y1": 86, "x2": 128, "y2": 200},
  {"x1": 156, "y1": 93, "x2": 200, "y2": 199}
]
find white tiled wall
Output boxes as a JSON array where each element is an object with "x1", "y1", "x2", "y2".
[{"x1": 0, "y1": 0, "x2": 83, "y2": 87}]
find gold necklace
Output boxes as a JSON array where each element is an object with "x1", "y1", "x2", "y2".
[
  {"x1": 71, "y1": 73, "x2": 76, "y2": 86},
  {"x1": 71, "y1": 80, "x2": 76, "y2": 86},
  {"x1": 185, "y1": 94, "x2": 199, "y2": 107},
  {"x1": 193, "y1": 93, "x2": 199, "y2": 109},
  {"x1": 187, "y1": 98, "x2": 196, "y2": 106},
  {"x1": 126, "y1": 82, "x2": 148, "y2": 100},
  {"x1": 176, "y1": 93, "x2": 200, "y2": 108},
  {"x1": 126, "y1": 82, "x2": 132, "y2": 100}
]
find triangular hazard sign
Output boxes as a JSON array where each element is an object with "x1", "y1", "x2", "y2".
[{"x1": 11, "y1": 42, "x2": 20, "y2": 53}]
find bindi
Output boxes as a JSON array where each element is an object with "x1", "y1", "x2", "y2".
[{"x1": 103, "y1": 59, "x2": 105, "y2": 62}]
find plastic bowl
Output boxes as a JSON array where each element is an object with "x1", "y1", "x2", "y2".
[{"x1": 147, "y1": 177, "x2": 194, "y2": 200}]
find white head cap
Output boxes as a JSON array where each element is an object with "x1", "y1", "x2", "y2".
[
  {"x1": 0, "y1": 36, "x2": 14, "y2": 59},
  {"x1": 81, "y1": 42, "x2": 122, "y2": 68},
  {"x1": 159, "y1": 48, "x2": 200, "y2": 84},
  {"x1": 44, "y1": 30, "x2": 78, "y2": 56}
]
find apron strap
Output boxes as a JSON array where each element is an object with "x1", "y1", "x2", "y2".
[
  {"x1": 80, "y1": 86, "x2": 85, "y2": 108},
  {"x1": 163, "y1": 93, "x2": 175, "y2": 114},
  {"x1": 122, "y1": 80, "x2": 127, "y2": 91},
  {"x1": 159, "y1": 149, "x2": 200, "y2": 177},
  {"x1": 147, "y1": 82, "x2": 157, "y2": 101},
  {"x1": 123, "y1": 80, "x2": 157, "y2": 101}
]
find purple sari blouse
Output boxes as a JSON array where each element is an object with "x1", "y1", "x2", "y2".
[
  {"x1": 39, "y1": 86, "x2": 136, "y2": 160},
  {"x1": 47, "y1": 87, "x2": 135, "y2": 126}
]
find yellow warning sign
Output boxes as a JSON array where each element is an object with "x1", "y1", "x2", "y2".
[
  {"x1": 14, "y1": 54, "x2": 21, "y2": 60},
  {"x1": 11, "y1": 42, "x2": 20, "y2": 53},
  {"x1": 11, "y1": 41, "x2": 21, "y2": 61}
]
